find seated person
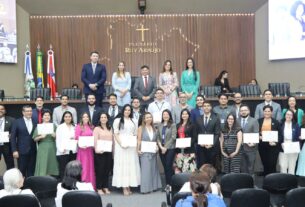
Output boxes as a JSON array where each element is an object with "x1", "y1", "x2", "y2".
[
  {"x1": 214, "y1": 70, "x2": 232, "y2": 93},
  {"x1": 0, "y1": 168, "x2": 34, "y2": 198},
  {"x1": 55, "y1": 160, "x2": 94, "y2": 207},
  {"x1": 176, "y1": 171, "x2": 225, "y2": 207}
]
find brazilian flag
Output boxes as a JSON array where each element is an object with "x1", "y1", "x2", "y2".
[{"x1": 36, "y1": 45, "x2": 44, "y2": 88}]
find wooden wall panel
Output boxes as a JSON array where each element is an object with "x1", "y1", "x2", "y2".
[{"x1": 29, "y1": 14, "x2": 255, "y2": 92}]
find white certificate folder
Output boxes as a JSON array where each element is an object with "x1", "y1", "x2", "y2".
[
  {"x1": 141, "y1": 141, "x2": 157, "y2": 153},
  {"x1": 176, "y1": 138, "x2": 191, "y2": 148},
  {"x1": 262, "y1": 131, "x2": 278, "y2": 142},
  {"x1": 78, "y1": 136, "x2": 95, "y2": 147},
  {"x1": 198, "y1": 134, "x2": 214, "y2": 145},
  {"x1": 243, "y1": 133, "x2": 259, "y2": 144}
]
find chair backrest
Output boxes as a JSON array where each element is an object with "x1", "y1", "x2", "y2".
[
  {"x1": 0, "y1": 89, "x2": 5, "y2": 101},
  {"x1": 268, "y1": 82, "x2": 290, "y2": 96},
  {"x1": 61, "y1": 88, "x2": 82, "y2": 100},
  {"x1": 0, "y1": 194, "x2": 40, "y2": 207},
  {"x1": 220, "y1": 173, "x2": 254, "y2": 198},
  {"x1": 62, "y1": 191, "x2": 102, "y2": 207},
  {"x1": 131, "y1": 76, "x2": 138, "y2": 98},
  {"x1": 202, "y1": 86, "x2": 221, "y2": 97},
  {"x1": 30, "y1": 88, "x2": 51, "y2": 100},
  {"x1": 171, "y1": 173, "x2": 192, "y2": 196},
  {"x1": 171, "y1": 192, "x2": 192, "y2": 207},
  {"x1": 104, "y1": 85, "x2": 114, "y2": 99},
  {"x1": 23, "y1": 176, "x2": 58, "y2": 199},
  {"x1": 286, "y1": 187, "x2": 305, "y2": 207},
  {"x1": 239, "y1": 85, "x2": 261, "y2": 97},
  {"x1": 230, "y1": 188, "x2": 270, "y2": 207},
  {"x1": 262, "y1": 173, "x2": 298, "y2": 193}
]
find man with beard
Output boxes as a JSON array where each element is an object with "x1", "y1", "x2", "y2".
[
  {"x1": 80, "y1": 94, "x2": 103, "y2": 126},
  {"x1": 172, "y1": 92, "x2": 193, "y2": 124},
  {"x1": 190, "y1": 95, "x2": 205, "y2": 123},
  {"x1": 232, "y1": 92, "x2": 243, "y2": 119}
]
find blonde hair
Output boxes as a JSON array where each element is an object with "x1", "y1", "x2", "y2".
[
  {"x1": 3, "y1": 168, "x2": 23, "y2": 193},
  {"x1": 116, "y1": 61, "x2": 126, "y2": 78}
]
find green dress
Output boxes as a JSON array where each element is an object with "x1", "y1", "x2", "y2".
[
  {"x1": 33, "y1": 124, "x2": 59, "y2": 176},
  {"x1": 181, "y1": 70, "x2": 200, "y2": 108}
]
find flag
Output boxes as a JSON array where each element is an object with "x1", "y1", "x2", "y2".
[
  {"x1": 36, "y1": 44, "x2": 44, "y2": 88},
  {"x1": 24, "y1": 45, "x2": 35, "y2": 98},
  {"x1": 47, "y1": 45, "x2": 57, "y2": 99}
]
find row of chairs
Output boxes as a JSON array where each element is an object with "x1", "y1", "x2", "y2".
[{"x1": 166, "y1": 173, "x2": 305, "y2": 207}]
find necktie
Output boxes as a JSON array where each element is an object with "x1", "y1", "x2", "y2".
[
  {"x1": 242, "y1": 118, "x2": 246, "y2": 129},
  {"x1": 111, "y1": 106, "x2": 115, "y2": 118},
  {"x1": 144, "y1": 76, "x2": 148, "y2": 89},
  {"x1": 204, "y1": 116, "x2": 208, "y2": 127}
]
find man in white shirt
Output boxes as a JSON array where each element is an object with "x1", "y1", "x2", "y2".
[
  {"x1": 172, "y1": 92, "x2": 192, "y2": 123},
  {"x1": 53, "y1": 95, "x2": 77, "y2": 126},
  {"x1": 131, "y1": 97, "x2": 143, "y2": 127},
  {"x1": 147, "y1": 88, "x2": 171, "y2": 124}
]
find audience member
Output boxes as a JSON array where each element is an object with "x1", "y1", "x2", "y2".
[
  {"x1": 214, "y1": 70, "x2": 232, "y2": 93},
  {"x1": 53, "y1": 95, "x2": 77, "y2": 126}
]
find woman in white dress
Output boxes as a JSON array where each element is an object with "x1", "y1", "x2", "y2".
[
  {"x1": 112, "y1": 61, "x2": 132, "y2": 107},
  {"x1": 112, "y1": 104, "x2": 141, "y2": 196}
]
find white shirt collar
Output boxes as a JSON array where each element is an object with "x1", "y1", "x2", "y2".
[{"x1": 265, "y1": 101, "x2": 272, "y2": 105}]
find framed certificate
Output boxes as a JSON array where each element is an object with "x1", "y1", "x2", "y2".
[
  {"x1": 37, "y1": 123, "x2": 54, "y2": 135},
  {"x1": 78, "y1": 136, "x2": 94, "y2": 147},
  {"x1": 153, "y1": 112, "x2": 162, "y2": 123},
  {"x1": 141, "y1": 141, "x2": 157, "y2": 153},
  {"x1": 243, "y1": 133, "x2": 259, "y2": 144},
  {"x1": 96, "y1": 140, "x2": 112, "y2": 152},
  {"x1": 122, "y1": 135, "x2": 137, "y2": 147},
  {"x1": 0, "y1": 131, "x2": 9, "y2": 143},
  {"x1": 176, "y1": 138, "x2": 191, "y2": 148},
  {"x1": 301, "y1": 128, "x2": 305, "y2": 140},
  {"x1": 282, "y1": 142, "x2": 300, "y2": 154},
  {"x1": 198, "y1": 134, "x2": 214, "y2": 145},
  {"x1": 64, "y1": 139, "x2": 77, "y2": 151},
  {"x1": 262, "y1": 131, "x2": 278, "y2": 142}
]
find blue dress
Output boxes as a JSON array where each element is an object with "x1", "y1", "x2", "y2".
[
  {"x1": 175, "y1": 194, "x2": 226, "y2": 207},
  {"x1": 112, "y1": 72, "x2": 131, "y2": 107},
  {"x1": 296, "y1": 143, "x2": 305, "y2": 176}
]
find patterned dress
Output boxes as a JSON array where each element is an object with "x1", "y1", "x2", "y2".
[{"x1": 159, "y1": 72, "x2": 179, "y2": 107}]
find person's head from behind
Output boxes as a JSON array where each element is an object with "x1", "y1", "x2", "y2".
[
  {"x1": 62, "y1": 160, "x2": 82, "y2": 190},
  {"x1": 3, "y1": 168, "x2": 24, "y2": 193},
  {"x1": 199, "y1": 164, "x2": 217, "y2": 183},
  {"x1": 190, "y1": 171, "x2": 211, "y2": 207}
]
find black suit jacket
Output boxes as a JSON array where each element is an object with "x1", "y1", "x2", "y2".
[
  {"x1": 1, "y1": 116, "x2": 15, "y2": 147},
  {"x1": 195, "y1": 113, "x2": 221, "y2": 148},
  {"x1": 80, "y1": 105, "x2": 103, "y2": 126},
  {"x1": 10, "y1": 118, "x2": 37, "y2": 155},
  {"x1": 102, "y1": 105, "x2": 122, "y2": 127},
  {"x1": 32, "y1": 108, "x2": 48, "y2": 125},
  {"x1": 176, "y1": 123, "x2": 196, "y2": 154},
  {"x1": 258, "y1": 118, "x2": 281, "y2": 150}
]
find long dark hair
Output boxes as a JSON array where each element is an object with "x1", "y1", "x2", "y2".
[
  {"x1": 97, "y1": 112, "x2": 111, "y2": 130},
  {"x1": 118, "y1": 104, "x2": 134, "y2": 130},
  {"x1": 223, "y1": 113, "x2": 238, "y2": 133},
  {"x1": 162, "y1": 60, "x2": 173, "y2": 75},
  {"x1": 217, "y1": 70, "x2": 228, "y2": 80},
  {"x1": 61, "y1": 160, "x2": 82, "y2": 190},
  {"x1": 190, "y1": 171, "x2": 210, "y2": 207},
  {"x1": 283, "y1": 109, "x2": 296, "y2": 124},
  {"x1": 185, "y1": 57, "x2": 197, "y2": 82},
  {"x1": 285, "y1": 96, "x2": 299, "y2": 121},
  {"x1": 60, "y1": 111, "x2": 75, "y2": 126},
  {"x1": 161, "y1": 109, "x2": 173, "y2": 128},
  {"x1": 177, "y1": 108, "x2": 192, "y2": 129}
]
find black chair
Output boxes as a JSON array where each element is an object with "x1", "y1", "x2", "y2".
[
  {"x1": 30, "y1": 88, "x2": 51, "y2": 100},
  {"x1": 0, "y1": 178, "x2": 4, "y2": 190},
  {"x1": 268, "y1": 82, "x2": 290, "y2": 96},
  {"x1": 131, "y1": 76, "x2": 138, "y2": 98},
  {"x1": 103, "y1": 85, "x2": 114, "y2": 99},
  {"x1": 201, "y1": 86, "x2": 221, "y2": 98},
  {"x1": 262, "y1": 173, "x2": 298, "y2": 207},
  {"x1": 239, "y1": 84, "x2": 261, "y2": 96},
  {"x1": 286, "y1": 187, "x2": 305, "y2": 207},
  {"x1": 23, "y1": 176, "x2": 58, "y2": 207},
  {"x1": 61, "y1": 88, "x2": 82, "y2": 100},
  {"x1": 166, "y1": 172, "x2": 191, "y2": 206},
  {"x1": 0, "y1": 194, "x2": 40, "y2": 207},
  {"x1": 220, "y1": 173, "x2": 254, "y2": 198},
  {"x1": 0, "y1": 89, "x2": 4, "y2": 101},
  {"x1": 230, "y1": 188, "x2": 270, "y2": 207},
  {"x1": 62, "y1": 191, "x2": 103, "y2": 207},
  {"x1": 171, "y1": 192, "x2": 192, "y2": 207}
]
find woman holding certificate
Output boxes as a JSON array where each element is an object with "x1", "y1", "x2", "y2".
[
  {"x1": 56, "y1": 111, "x2": 77, "y2": 180},
  {"x1": 137, "y1": 112, "x2": 162, "y2": 193},
  {"x1": 157, "y1": 109, "x2": 177, "y2": 189},
  {"x1": 33, "y1": 110, "x2": 59, "y2": 176},
  {"x1": 282, "y1": 96, "x2": 304, "y2": 126},
  {"x1": 258, "y1": 105, "x2": 281, "y2": 176},
  {"x1": 174, "y1": 108, "x2": 196, "y2": 173},
  {"x1": 75, "y1": 112, "x2": 95, "y2": 189},
  {"x1": 278, "y1": 109, "x2": 300, "y2": 174},
  {"x1": 93, "y1": 112, "x2": 113, "y2": 195},
  {"x1": 112, "y1": 104, "x2": 140, "y2": 196}
]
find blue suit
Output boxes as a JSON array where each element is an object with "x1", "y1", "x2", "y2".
[
  {"x1": 79, "y1": 105, "x2": 103, "y2": 127},
  {"x1": 81, "y1": 63, "x2": 107, "y2": 106},
  {"x1": 10, "y1": 118, "x2": 37, "y2": 177}
]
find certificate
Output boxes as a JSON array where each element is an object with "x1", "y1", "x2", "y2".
[
  {"x1": 64, "y1": 139, "x2": 77, "y2": 151},
  {"x1": 96, "y1": 140, "x2": 112, "y2": 152},
  {"x1": 262, "y1": 131, "x2": 278, "y2": 142},
  {"x1": 301, "y1": 128, "x2": 305, "y2": 140},
  {"x1": 37, "y1": 123, "x2": 54, "y2": 135},
  {"x1": 198, "y1": 134, "x2": 214, "y2": 145},
  {"x1": 122, "y1": 135, "x2": 137, "y2": 147},
  {"x1": 282, "y1": 142, "x2": 300, "y2": 154},
  {"x1": 141, "y1": 141, "x2": 157, "y2": 153},
  {"x1": 176, "y1": 138, "x2": 191, "y2": 148},
  {"x1": 78, "y1": 136, "x2": 94, "y2": 147},
  {"x1": 0, "y1": 132, "x2": 9, "y2": 143},
  {"x1": 152, "y1": 112, "x2": 162, "y2": 123},
  {"x1": 243, "y1": 133, "x2": 259, "y2": 144}
]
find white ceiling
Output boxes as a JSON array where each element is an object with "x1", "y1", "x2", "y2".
[{"x1": 16, "y1": 0, "x2": 268, "y2": 15}]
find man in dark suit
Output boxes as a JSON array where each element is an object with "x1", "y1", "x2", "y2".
[
  {"x1": 10, "y1": 105, "x2": 37, "y2": 177},
  {"x1": 102, "y1": 93, "x2": 122, "y2": 127},
  {"x1": 81, "y1": 51, "x2": 107, "y2": 106},
  {"x1": 32, "y1": 96, "x2": 47, "y2": 124},
  {"x1": 0, "y1": 104, "x2": 15, "y2": 170},
  {"x1": 238, "y1": 104, "x2": 259, "y2": 174},
  {"x1": 190, "y1": 95, "x2": 205, "y2": 123},
  {"x1": 133, "y1": 65, "x2": 157, "y2": 111},
  {"x1": 195, "y1": 101, "x2": 221, "y2": 168},
  {"x1": 79, "y1": 94, "x2": 102, "y2": 126}
]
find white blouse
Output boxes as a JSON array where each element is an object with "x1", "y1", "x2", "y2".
[{"x1": 56, "y1": 123, "x2": 77, "y2": 155}]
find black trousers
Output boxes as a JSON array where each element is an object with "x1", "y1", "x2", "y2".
[
  {"x1": 159, "y1": 149, "x2": 175, "y2": 186},
  {"x1": 259, "y1": 145, "x2": 279, "y2": 176},
  {"x1": 57, "y1": 152, "x2": 77, "y2": 180},
  {"x1": 0, "y1": 144, "x2": 14, "y2": 170},
  {"x1": 18, "y1": 152, "x2": 36, "y2": 177},
  {"x1": 94, "y1": 152, "x2": 112, "y2": 189},
  {"x1": 196, "y1": 145, "x2": 218, "y2": 169}
]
